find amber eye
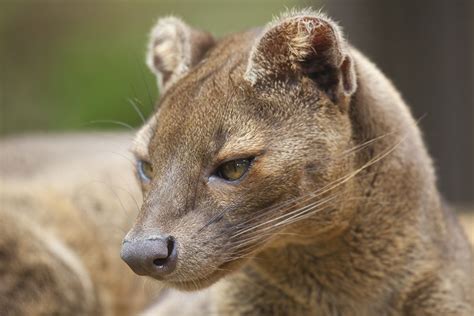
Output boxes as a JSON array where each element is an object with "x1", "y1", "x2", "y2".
[
  {"x1": 215, "y1": 158, "x2": 252, "y2": 182},
  {"x1": 137, "y1": 160, "x2": 153, "y2": 183}
]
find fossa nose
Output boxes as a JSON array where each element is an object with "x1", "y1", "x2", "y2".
[{"x1": 121, "y1": 235, "x2": 177, "y2": 277}]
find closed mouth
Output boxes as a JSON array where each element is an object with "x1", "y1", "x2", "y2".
[{"x1": 163, "y1": 259, "x2": 243, "y2": 290}]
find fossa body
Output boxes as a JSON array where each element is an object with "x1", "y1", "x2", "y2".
[{"x1": 121, "y1": 9, "x2": 473, "y2": 315}]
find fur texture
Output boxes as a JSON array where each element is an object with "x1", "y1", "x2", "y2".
[
  {"x1": 146, "y1": 16, "x2": 215, "y2": 93},
  {"x1": 0, "y1": 133, "x2": 161, "y2": 315},
  {"x1": 125, "y1": 9, "x2": 473, "y2": 315}
]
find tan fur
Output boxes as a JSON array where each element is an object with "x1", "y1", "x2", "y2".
[
  {"x1": 146, "y1": 16, "x2": 214, "y2": 93},
  {"x1": 124, "y1": 9, "x2": 473, "y2": 315},
  {"x1": 0, "y1": 133, "x2": 161, "y2": 315},
  {"x1": 460, "y1": 212, "x2": 474, "y2": 245}
]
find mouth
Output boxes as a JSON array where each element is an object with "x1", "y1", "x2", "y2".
[{"x1": 158, "y1": 258, "x2": 246, "y2": 291}]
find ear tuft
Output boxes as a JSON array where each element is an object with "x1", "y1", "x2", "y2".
[
  {"x1": 146, "y1": 17, "x2": 215, "y2": 93},
  {"x1": 245, "y1": 9, "x2": 356, "y2": 102}
]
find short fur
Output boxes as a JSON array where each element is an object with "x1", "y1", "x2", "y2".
[{"x1": 124, "y1": 9, "x2": 473, "y2": 315}]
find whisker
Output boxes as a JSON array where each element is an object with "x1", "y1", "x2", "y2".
[
  {"x1": 128, "y1": 98, "x2": 146, "y2": 124},
  {"x1": 220, "y1": 136, "x2": 408, "y2": 262},
  {"x1": 242, "y1": 133, "x2": 406, "y2": 229},
  {"x1": 217, "y1": 133, "x2": 395, "y2": 231},
  {"x1": 76, "y1": 180, "x2": 140, "y2": 217},
  {"x1": 231, "y1": 200, "x2": 337, "y2": 250},
  {"x1": 231, "y1": 193, "x2": 339, "y2": 240},
  {"x1": 86, "y1": 119, "x2": 135, "y2": 130},
  {"x1": 138, "y1": 57, "x2": 156, "y2": 110},
  {"x1": 223, "y1": 231, "x2": 310, "y2": 259},
  {"x1": 97, "y1": 150, "x2": 136, "y2": 167},
  {"x1": 230, "y1": 196, "x2": 366, "y2": 254}
]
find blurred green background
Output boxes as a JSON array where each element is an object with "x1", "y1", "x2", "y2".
[
  {"x1": 0, "y1": 0, "x2": 300, "y2": 135},
  {"x1": 0, "y1": 0, "x2": 472, "y2": 204}
]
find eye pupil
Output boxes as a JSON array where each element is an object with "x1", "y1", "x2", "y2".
[{"x1": 217, "y1": 158, "x2": 252, "y2": 181}]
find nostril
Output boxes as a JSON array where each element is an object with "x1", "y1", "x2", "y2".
[
  {"x1": 153, "y1": 236, "x2": 175, "y2": 267},
  {"x1": 166, "y1": 236, "x2": 175, "y2": 256},
  {"x1": 152, "y1": 258, "x2": 167, "y2": 267}
]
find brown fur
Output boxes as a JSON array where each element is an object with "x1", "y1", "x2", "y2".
[
  {"x1": 124, "y1": 9, "x2": 473, "y2": 315},
  {"x1": 0, "y1": 133, "x2": 161, "y2": 315}
]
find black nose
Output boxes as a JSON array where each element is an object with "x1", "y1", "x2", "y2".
[{"x1": 120, "y1": 235, "x2": 177, "y2": 277}]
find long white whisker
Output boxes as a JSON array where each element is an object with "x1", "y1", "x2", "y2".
[
  {"x1": 128, "y1": 98, "x2": 146, "y2": 124},
  {"x1": 86, "y1": 119, "x2": 135, "y2": 130},
  {"x1": 227, "y1": 135, "x2": 407, "y2": 256}
]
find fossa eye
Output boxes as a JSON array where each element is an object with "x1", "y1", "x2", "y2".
[
  {"x1": 137, "y1": 160, "x2": 153, "y2": 183},
  {"x1": 215, "y1": 158, "x2": 253, "y2": 182}
]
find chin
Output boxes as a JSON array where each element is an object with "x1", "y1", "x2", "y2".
[{"x1": 161, "y1": 258, "x2": 248, "y2": 291}]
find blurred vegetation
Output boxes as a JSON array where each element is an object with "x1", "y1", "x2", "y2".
[{"x1": 0, "y1": 0, "x2": 300, "y2": 135}]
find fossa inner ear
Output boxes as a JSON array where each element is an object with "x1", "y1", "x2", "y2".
[
  {"x1": 245, "y1": 10, "x2": 356, "y2": 103},
  {"x1": 146, "y1": 17, "x2": 215, "y2": 94}
]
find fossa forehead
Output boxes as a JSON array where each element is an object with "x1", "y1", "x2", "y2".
[
  {"x1": 132, "y1": 91, "x2": 233, "y2": 160},
  {"x1": 132, "y1": 32, "x2": 265, "y2": 159},
  {"x1": 133, "y1": 85, "x2": 263, "y2": 162}
]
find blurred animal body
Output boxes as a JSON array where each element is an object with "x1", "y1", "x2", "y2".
[{"x1": 0, "y1": 133, "x2": 160, "y2": 315}]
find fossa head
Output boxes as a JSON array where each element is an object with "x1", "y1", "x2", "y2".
[{"x1": 121, "y1": 9, "x2": 357, "y2": 291}]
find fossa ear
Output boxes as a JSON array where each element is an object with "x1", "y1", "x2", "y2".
[
  {"x1": 146, "y1": 17, "x2": 215, "y2": 93},
  {"x1": 245, "y1": 9, "x2": 356, "y2": 103}
]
